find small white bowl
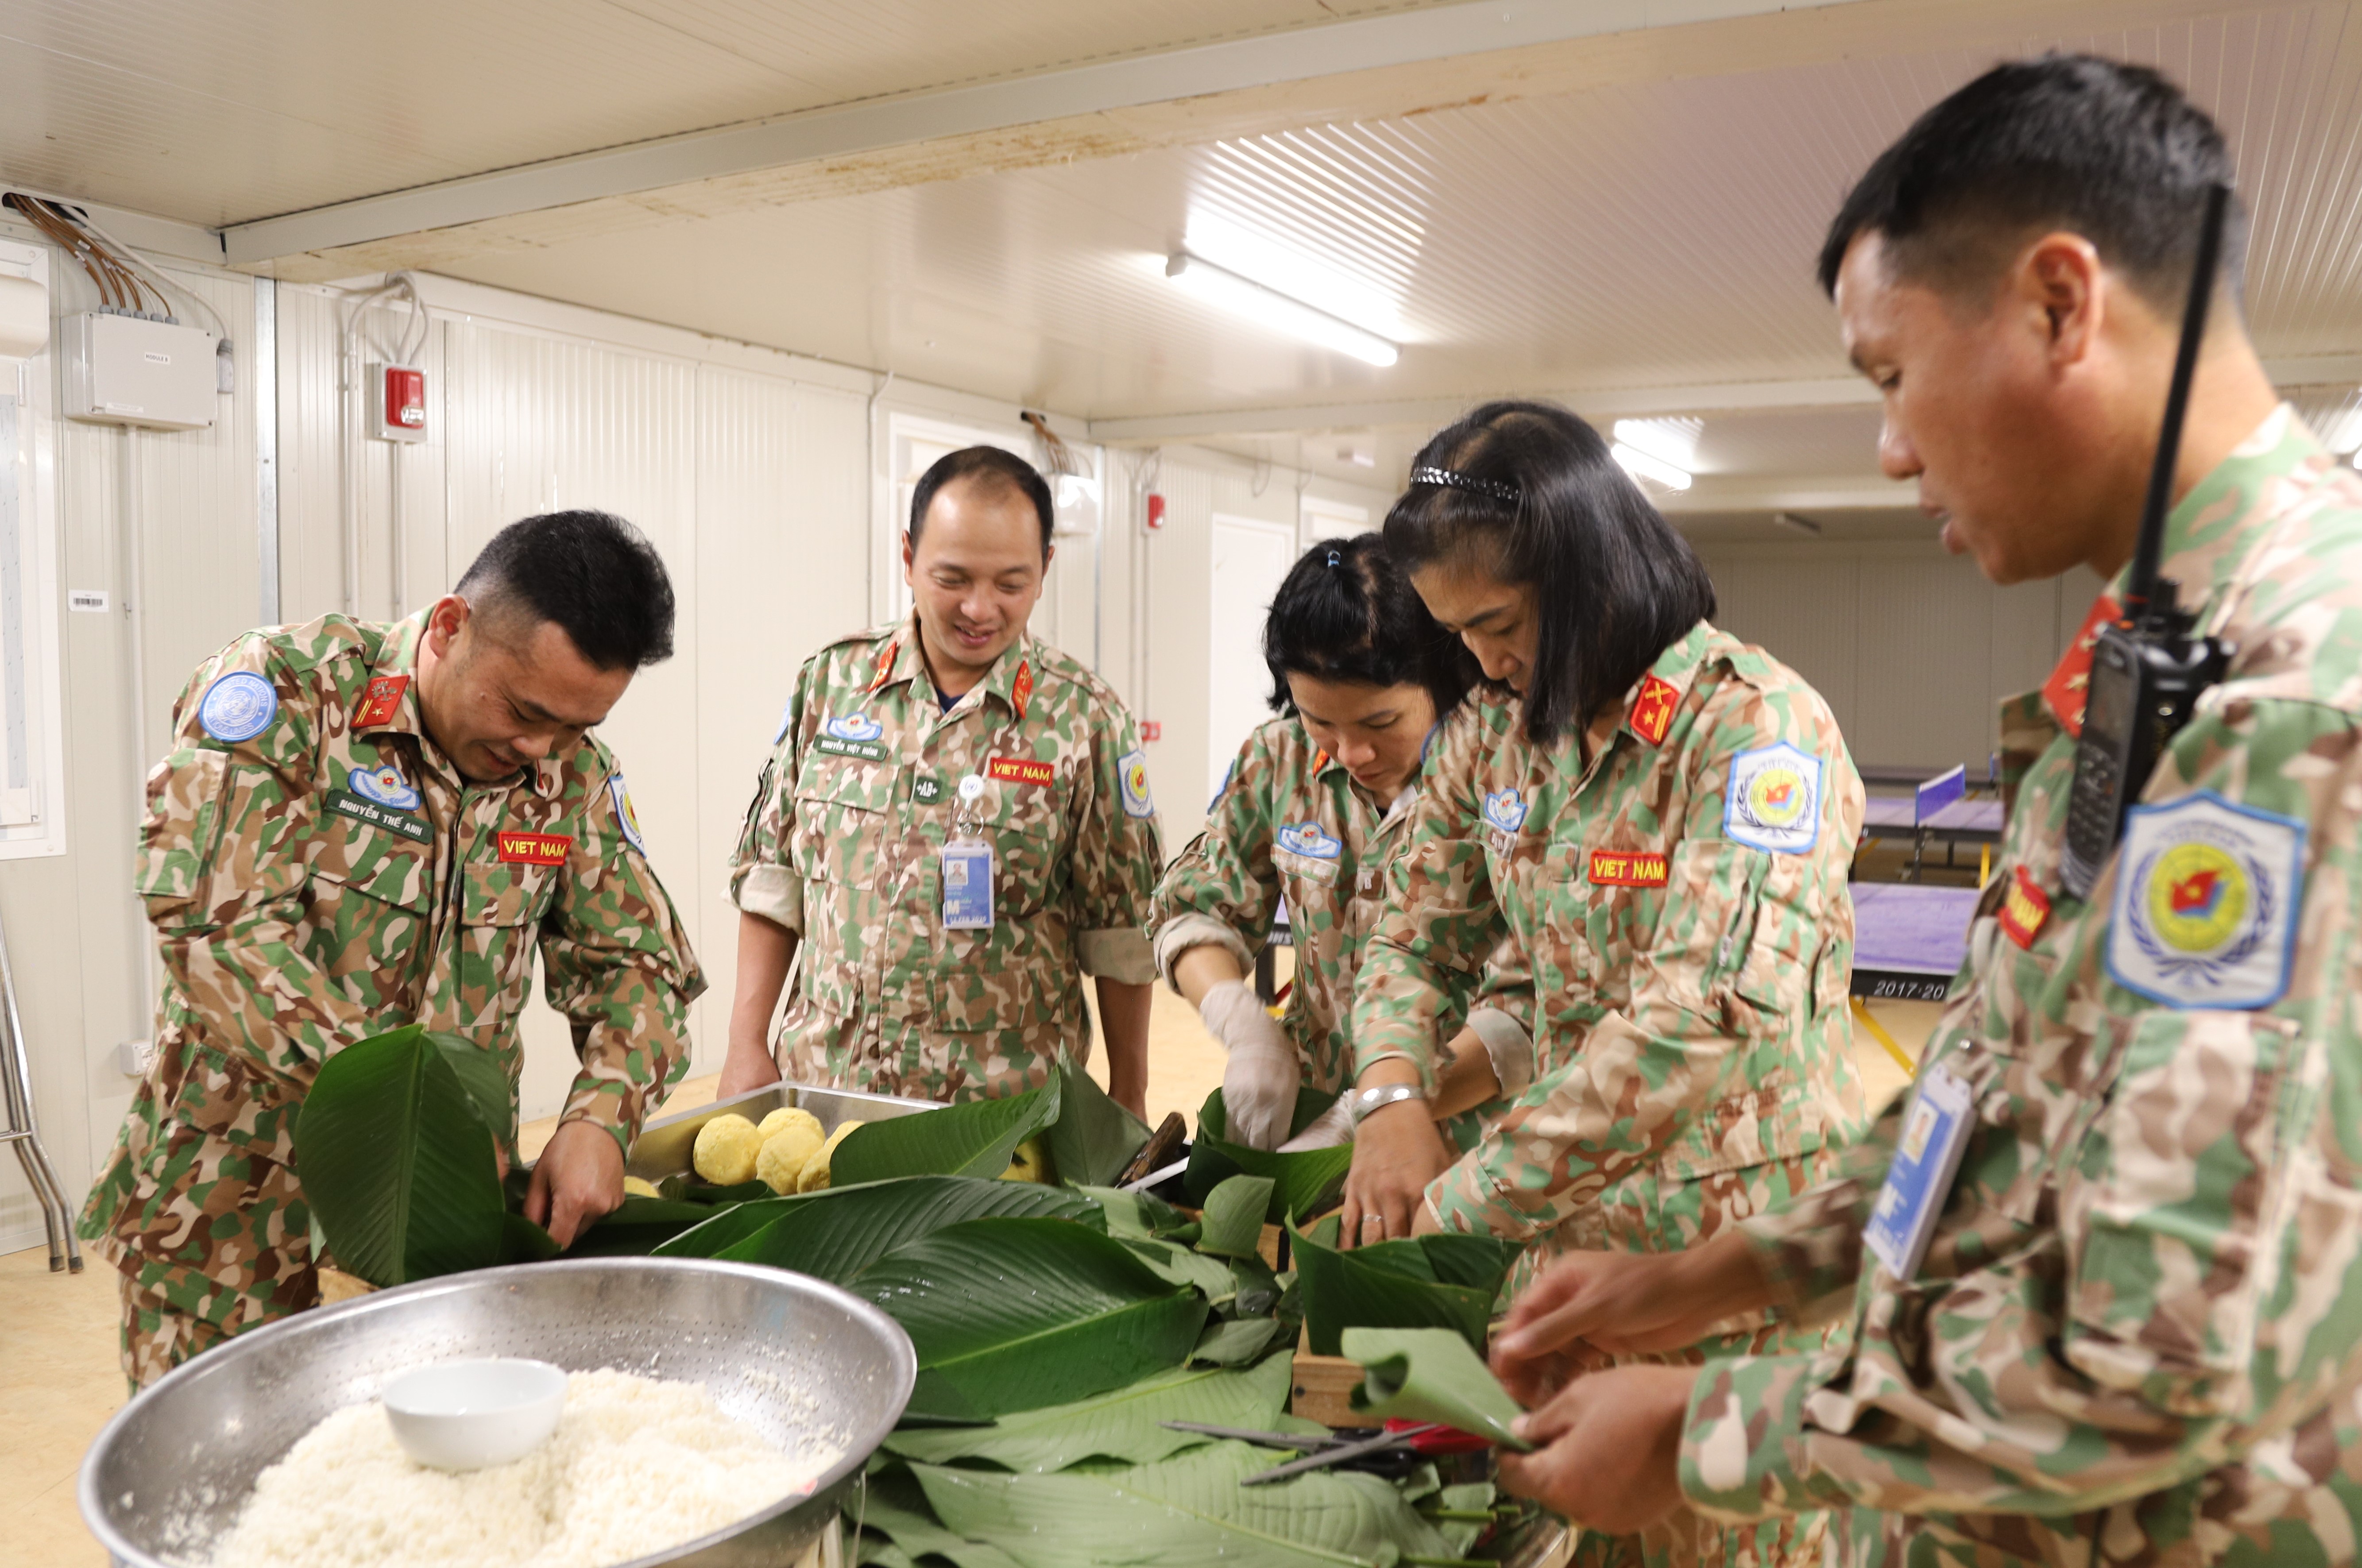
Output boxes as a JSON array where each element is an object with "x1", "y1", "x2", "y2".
[{"x1": 382, "y1": 1357, "x2": 568, "y2": 1472}]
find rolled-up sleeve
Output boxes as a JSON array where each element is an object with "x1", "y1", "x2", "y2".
[
  {"x1": 727, "y1": 663, "x2": 815, "y2": 934},
  {"x1": 1069, "y1": 703, "x2": 1161, "y2": 984}
]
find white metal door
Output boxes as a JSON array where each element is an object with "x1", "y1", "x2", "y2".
[{"x1": 1207, "y1": 512, "x2": 1298, "y2": 802}]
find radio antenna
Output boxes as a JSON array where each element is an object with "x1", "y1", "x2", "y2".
[{"x1": 2122, "y1": 182, "x2": 2231, "y2": 628}]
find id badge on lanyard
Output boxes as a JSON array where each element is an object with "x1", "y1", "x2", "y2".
[
  {"x1": 1863, "y1": 1060, "x2": 1975, "y2": 1282},
  {"x1": 942, "y1": 773, "x2": 995, "y2": 931}
]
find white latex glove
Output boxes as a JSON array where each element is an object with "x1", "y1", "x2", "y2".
[
  {"x1": 1278, "y1": 1093, "x2": 1355, "y2": 1152},
  {"x1": 1199, "y1": 980, "x2": 1298, "y2": 1151}
]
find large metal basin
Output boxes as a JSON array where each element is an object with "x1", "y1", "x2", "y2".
[{"x1": 80, "y1": 1257, "x2": 916, "y2": 1568}]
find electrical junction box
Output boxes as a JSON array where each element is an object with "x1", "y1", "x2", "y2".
[
  {"x1": 62, "y1": 311, "x2": 219, "y2": 430},
  {"x1": 373, "y1": 363, "x2": 427, "y2": 443},
  {"x1": 1051, "y1": 472, "x2": 1099, "y2": 537}
]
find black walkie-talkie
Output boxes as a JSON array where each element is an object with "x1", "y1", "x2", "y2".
[{"x1": 2057, "y1": 183, "x2": 2236, "y2": 904}]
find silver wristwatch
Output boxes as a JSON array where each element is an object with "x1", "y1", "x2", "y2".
[{"x1": 1346, "y1": 1083, "x2": 1427, "y2": 1128}]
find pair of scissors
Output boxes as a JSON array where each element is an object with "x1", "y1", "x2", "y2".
[{"x1": 1160, "y1": 1420, "x2": 1480, "y2": 1485}]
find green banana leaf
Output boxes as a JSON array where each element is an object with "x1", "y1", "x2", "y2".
[
  {"x1": 881, "y1": 1353, "x2": 1296, "y2": 1472},
  {"x1": 1342, "y1": 1326, "x2": 1532, "y2": 1452},
  {"x1": 719, "y1": 1177, "x2": 1096, "y2": 1282},
  {"x1": 1190, "y1": 1316, "x2": 1285, "y2": 1367},
  {"x1": 852, "y1": 1217, "x2": 1208, "y2": 1422},
  {"x1": 562, "y1": 1197, "x2": 724, "y2": 1257},
  {"x1": 1197, "y1": 1174, "x2": 1275, "y2": 1259},
  {"x1": 1047, "y1": 1053, "x2": 1153, "y2": 1189},
  {"x1": 424, "y1": 1031, "x2": 517, "y2": 1157},
  {"x1": 1115, "y1": 1237, "x2": 1241, "y2": 1305},
  {"x1": 650, "y1": 1194, "x2": 804, "y2": 1257},
  {"x1": 834, "y1": 1080, "x2": 1062, "y2": 1186},
  {"x1": 1074, "y1": 1185, "x2": 1198, "y2": 1243},
  {"x1": 1424, "y1": 1483, "x2": 1506, "y2": 1556},
  {"x1": 1186, "y1": 1088, "x2": 1353, "y2": 1224},
  {"x1": 1289, "y1": 1221, "x2": 1496, "y2": 1357},
  {"x1": 294, "y1": 1025, "x2": 507, "y2": 1287},
  {"x1": 499, "y1": 1211, "x2": 563, "y2": 1264},
  {"x1": 856, "y1": 1468, "x2": 1030, "y2": 1568},
  {"x1": 912, "y1": 1440, "x2": 1458, "y2": 1568}
]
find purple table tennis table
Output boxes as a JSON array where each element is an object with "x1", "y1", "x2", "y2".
[
  {"x1": 1859, "y1": 764, "x2": 2006, "y2": 880},
  {"x1": 1851, "y1": 882, "x2": 1979, "y2": 1002}
]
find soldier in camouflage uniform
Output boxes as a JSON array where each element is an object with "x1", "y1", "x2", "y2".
[
  {"x1": 722, "y1": 447, "x2": 1161, "y2": 1111},
  {"x1": 1149, "y1": 534, "x2": 1524, "y2": 1151},
  {"x1": 1341, "y1": 403, "x2": 1868, "y2": 1568},
  {"x1": 80, "y1": 511, "x2": 704, "y2": 1389},
  {"x1": 1488, "y1": 57, "x2": 2362, "y2": 1568}
]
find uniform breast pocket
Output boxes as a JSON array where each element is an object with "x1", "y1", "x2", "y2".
[
  {"x1": 791, "y1": 763, "x2": 898, "y2": 891},
  {"x1": 455, "y1": 863, "x2": 556, "y2": 1027},
  {"x1": 302, "y1": 817, "x2": 435, "y2": 1005},
  {"x1": 1525, "y1": 847, "x2": 1606, "y2": 1017},
  {"x1": 2062, "y1": 1008, "x2": 2316, "y2": 1418}
]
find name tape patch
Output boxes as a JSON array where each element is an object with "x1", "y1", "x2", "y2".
[
  {"x1": 1588, "y1": 849, "x2": 1670, "y2": 887},
  {"x1": 498, "y1": 830, "x2": 572, "y2": 866},
  {"x1": 988, "y1": 754, "x2": 1055, "y2": 788},
  {"x1": 353, "y1": 674, "x2": 410, "y2": 730},
  {"x1": 328, "y1": 789, "x2": 431, "y2": 844},
  {"x1": 2107, "y1": 790, "x2": 2304, "y2": 1011}
]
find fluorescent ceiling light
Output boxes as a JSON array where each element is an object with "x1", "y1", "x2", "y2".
[
  {"x1": 1164, "y1": 251, "x2": 1399, "y2": 367},
  {"x1": 1611, "y1": 442, "x2": 1692, "y2": 492}
]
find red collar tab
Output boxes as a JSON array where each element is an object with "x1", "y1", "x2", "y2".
[
  {"x1": 2043, "y1": 594, "x2": 2122, "y2": 739},
  {"x1": 354, "y1": 674, "x2": 410, "y2": 729},
  {"x1": 497, "y1": 830, "x2": 572, "y2": 866},
  {"x1": 1999, "y1": 866, "x2": 2052, "y2": 949},
  {"x1": 1312, "y1": 749, "x2": 1332, "y2": 774},
  {"x1": 1628, "y1": 675, "x2": 1679, "y2": 746},
  {"x1": 864, "y1": 638, "x2": 901, "y2": 695},
  {"x1": 1011, "y1": 660, "x2": 1034, "y2": 723}
]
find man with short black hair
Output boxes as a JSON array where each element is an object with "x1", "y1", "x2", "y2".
[
  {"x1": 1484, "y1": 55, "x2": 2362, "y2": 1563},
  {"x1": 82, "y1": 509, "x2": 704, "y2": 1388},
  {"x1": 722, "y1": 446, "x2": 1161, "y2": 1113}
]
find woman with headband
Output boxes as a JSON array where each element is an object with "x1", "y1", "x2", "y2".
[
  {"x1": 1150, "y1": 533, "x2": 1525, "y2": 1150},
  {"x1": 1338, "y1": 401, "x2": 1867, "y2": 1568}
]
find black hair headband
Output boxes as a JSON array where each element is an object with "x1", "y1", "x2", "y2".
[{"x1": 1409, "y1": 465, "x2": 1520, "y2": 507}]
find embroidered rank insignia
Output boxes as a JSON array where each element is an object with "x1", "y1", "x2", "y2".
[
  {"x1": 347, "y1": 763, "x2": 422, "y2": 811},
  {"x1": 1724, "y1": 742, "x2": 1822, "y2": 855},
  {"x1": 1629, "y1": 675, "x2": 1679, "y2": 745},
  {"x1": 198, "y1": 671, "x2": 278, "y2": 743},
  {"x1": 498, "y1": 830, "x2": 572, "y2": 866},
  {"x1": 1588, "y1": 849, "x2": 1670, "y2": 887},
  {"x1": 1277, "y1": 821, "x2": 1343, "y2": 860},
  {"x1": 988, "y1": 754, "x2": 1054, "y2": 787},
  {"x1": 610, "y1": 774, "x2": 649, "y2": 856},
  {"x1": 2107, "y1": 791, "x2": 2304, "y2": 1010},
  {"x1": 353, "y1": 674, "x2": 410, "y2": 729},
  {"x1": 864, "y1": 638, "x2": 900, "y2": 694},
  {"x1": 1012, "y1": 660, "x2": 1035, "y2": 722},
  {"x1": 1998, "y1": 866, "x2": 2051, "y2": 949},
  {"x1": 1118, "y1": 749, "x2": 1155, "y2": 818}
]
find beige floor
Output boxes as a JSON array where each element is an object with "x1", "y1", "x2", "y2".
[{"x1": 6, "y1": 977, "x2": 1930, "y2": 1568}]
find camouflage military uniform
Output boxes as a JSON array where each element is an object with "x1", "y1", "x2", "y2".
[
  {"x1": 1680, "y1": 408, "x2": 2362, "y2": 1566},
  {"x1": 79, "y1": 612, "x2": 704, "y2": 1388},
  {"x1": 730, "y1": 619, "x2": 1161, "y2": 1102},
  {"x1": 1352, "y1": 620, "x2": 1871, "y2": 1568},
  {"x1": 1150, "y1": 716, "x2": 1524, "y2": 1146}
]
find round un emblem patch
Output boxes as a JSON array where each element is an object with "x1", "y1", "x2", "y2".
[{"x1": 198, "y1": 671, "x2": 279, "y2": 743}]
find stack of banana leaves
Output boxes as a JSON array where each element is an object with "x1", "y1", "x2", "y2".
[{"x1": 295, "y1": 1026, "x2": 1542, "y2": 1568}]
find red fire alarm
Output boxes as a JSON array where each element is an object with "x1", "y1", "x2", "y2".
[
  {"x1": 1141, "y1": 721, "x2": 1162, "y2": 742},
  {"x1": 1144, "y1": 493, "x2": 1166, "y2": 531},
  {"x1": 372, "y1": 363, "x2": 427, "y2": 443}
]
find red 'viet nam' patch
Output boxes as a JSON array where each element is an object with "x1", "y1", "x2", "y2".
[
  {"x1": 1999, "y1": 865, "x2": 2051, "y2": 949},
  {"x1": 497, "y1": 830, "x2": 572, "y2": 866},
  {"x1": 1588, "y1": 850, "x2": 1670, "y2": 887},
  {"x1": 1628, "y1": 676, "x2": 1678, "y2": 745},
  {"x1": 354, "y1": 674, "x2": 410, "y2": 729},
  {"x1": 987, "y1": 755, "x2": 1054, "y2": 787}
]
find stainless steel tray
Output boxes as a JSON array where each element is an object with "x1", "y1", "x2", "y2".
[{"x1": 627, "y1": 1080, "x2": 941, "y2": 1182}]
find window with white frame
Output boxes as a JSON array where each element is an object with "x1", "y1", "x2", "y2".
[{"x1": 0, "y1": 240, "x2": 65, "y2": 861}]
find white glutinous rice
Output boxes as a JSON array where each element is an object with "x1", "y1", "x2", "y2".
[{"x1": 207, "y1": 1368, "x2": 835, "y2": 1568}]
